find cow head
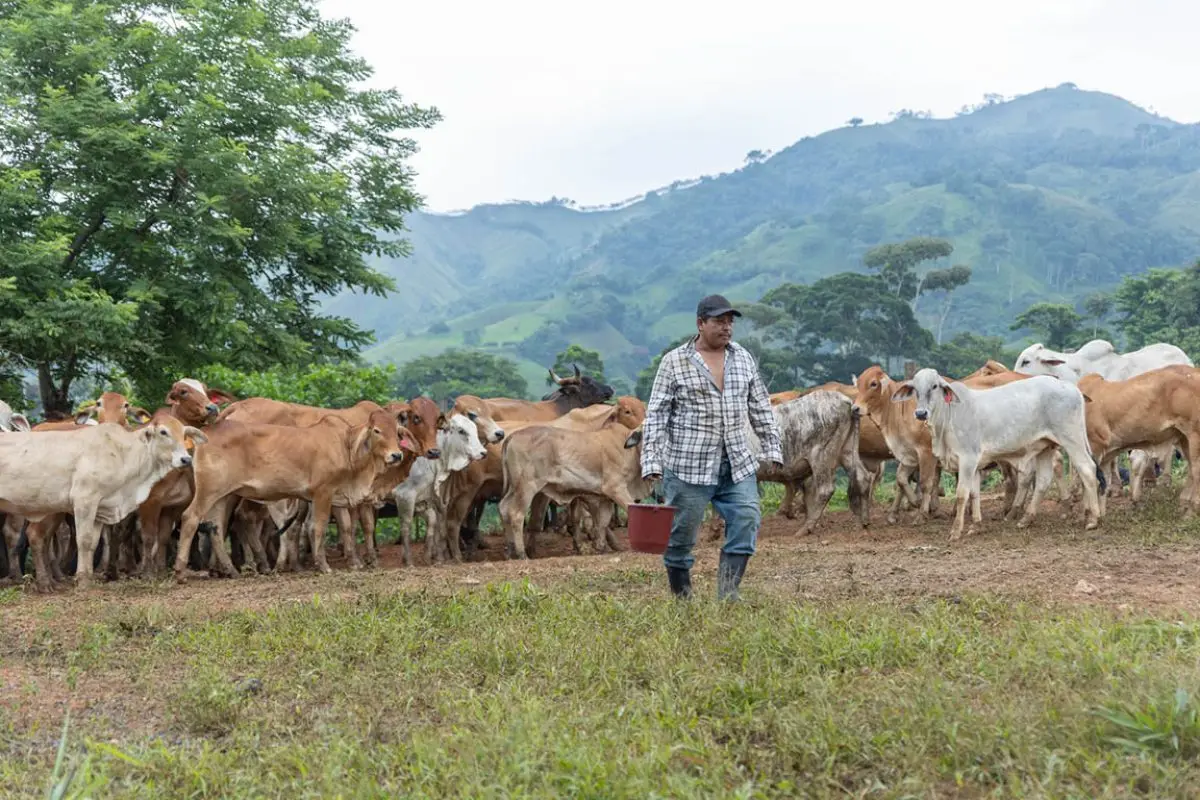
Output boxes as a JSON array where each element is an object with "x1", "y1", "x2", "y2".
[
  {"x1": 442, "y1": 413, "x2": 488, "y2": 471},
  {"x1": 77, "y1": 391, "x2": 152, "y2": 427},
  {"x1": 0, "y1": 400, "x2": 30, "y2": 433},
  {"x1": 166, "y1": 378, "x2": 236, "y2": 426},
  {"x1": 602, "y1": 396, "x2": 647, "y2": 431},
  {"x1": 351, "y1": 409, "x2": 407, "y2": 467},
  {"x1": 891, "y1": 368, "x2": 959, "y2": 421},
  {"x1": 1013, "y1": 344, "x2": 1075, "y2": 381},
  {"x1": 388, "y1": 397, "x2": 442, "y2": 460},
  {"x1": 141, "y1": 413, "x2": 207, "y2": 469},
  {"x1": 852, "y1": 365, "x2": 891, "y2": 416},
  {"x1": 452, "y1": 394, "x2": 505, "y2": 444},
  {"x1": 547, "y1": 365, "x2": 615, "y2": 409}
]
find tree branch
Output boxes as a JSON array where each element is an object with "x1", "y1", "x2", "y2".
[
  {"x1": 136, "y1": 167, "x2": 188, "y2": 237},
  {"x1": 61, "y1": 213, "x2": 107, "y2": 272}
]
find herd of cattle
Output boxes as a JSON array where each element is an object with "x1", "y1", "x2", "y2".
[{"x1": 0, "y1": 337, "x2": 1196, "y2": 593}]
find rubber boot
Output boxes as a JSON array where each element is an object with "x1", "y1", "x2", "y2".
[
  {"x1": 717, "y1": 552, "x2": 750, "y2": 601},
  {"x1": 666, "y1": 566, "x2": 692, "y2": 599}
]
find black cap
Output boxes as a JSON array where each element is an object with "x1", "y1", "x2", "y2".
[{"x1": 696, "y1": 294, "x2": 742, "y2": 319}]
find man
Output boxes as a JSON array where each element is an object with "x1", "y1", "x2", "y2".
[{"x1": 641, "y1": 294, "x2": 784, "y2": 601}]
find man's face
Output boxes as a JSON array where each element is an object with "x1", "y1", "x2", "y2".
[{"x1": 697, "y1": 313, "x2": 735, "y2": 347}]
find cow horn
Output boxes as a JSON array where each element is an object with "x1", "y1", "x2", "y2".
[
  {"x1": 573, "y1": 363, "x2": 581, "y2": 379},
  {"x1": 548, "y1": 368, "x2": 565, "y2": 384}
]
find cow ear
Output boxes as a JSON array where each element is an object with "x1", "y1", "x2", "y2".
[
  {"x1": 182, "y1": 426, "x2": 208, "y2": 445},
  {"x1": 624, "y1": 429, "x2": 643, "y2": 449},
  {"x1": 1081, "y1": 392, "x2": 1093, "y2": 403},
  {"x1": 205, "y1": 387, "x2": 237, "y2": 405},
  {"x1": 890, "y1": 382, "x2": 916, "y2": 403},
  {"x1": 436, "y1": 412, "x2": 449, "y2": 430},
  {"x1": 74, "y1": 410, "x2": 94, "y2": 425},
  {"x1": 128, "y1": 406, "x2": 153, "y2": 425},
  {"x1": 10, "y1": 414, "x2": 30, "y2": 432},
  {"x1": 1040, "y1": 358, "x2": 1066, "y2": 367},
  {"x1": 941, "y1": 384, "x2": 960, "y2": 404}
]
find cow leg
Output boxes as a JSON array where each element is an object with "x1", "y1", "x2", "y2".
[
  {"x1": 917, "y1": 450, "x2": 939, "y2": 519},
  {"x1": 949, "y1": 462, "x2": 978, "y2": 541},
  {"x1": 273, "y1": 503, "x2": 308, "y2": 573},
  {"x1": 778, "y1": 481, "x2": 798, "y2": 519},
  {"x1": 527, "y1": 494, "x2": 551, "y2": 534},
  {"x1": 886, "y1": 462, "x2": 915, "y2": 525},
  {"x1": 585, "y1": 498, "x2": 614, "y2": 554},
  {"x1": 23, "y1": 520, "x2": 56, "y2": 593},
  {"x1": 799, "y1": 467, "x2": 836, "y2": 536},
  {"x1": 498, "y1": 487, "x2": 534, "y2": 561},
  {"x1": 307, "y1": 495, "x2": 336, "y2": 574},
  {"x1": 1017, "y1": 452, "x2": 1055, "y2": 529},
  {"x1": 358, "y1": 505, "x2": 380, "y2": 568},
  {"x1": 397, "y1": 493, "x2": 419, "y2": 568},
  {"x1": 334, "y1": 506, "x2": 362, "y2": 570},
  {"x1": 3, "y1": 515, "x2": 23, "y2": 581},
  {"x1": 70, "y1": 504, "x2": 103, "y2": 590}
]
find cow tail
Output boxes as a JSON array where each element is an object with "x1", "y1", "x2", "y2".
[{"x1": 275, "y1": 503, "x2": 305, "y2": 538}]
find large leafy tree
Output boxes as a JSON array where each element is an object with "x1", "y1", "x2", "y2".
[
  {"x1": 1113, "y1": 261, "x2": 1200, "y2": 358},
  {"x1": 0, "y1": 0, "x2": 439, "y2": 413},
  {"x1": 547, "y1": 344, "x2": 605, "y2": 387},
  {"x1": 199, "y1": 362, "x2": 397, "y2": 408},
  {"x1": 394, "y1": 350, "x2": 528, "y2": 405},
  {"x1": 755, "y1": 274, "x2": 934, "y2": 384},
  {"x1": 1010, "y1": 302, "x2": 1084, "y2": 351}
]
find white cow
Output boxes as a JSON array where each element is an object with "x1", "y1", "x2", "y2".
[
  {"x1": 393, "y1": 413, "x2": 488, "y2": 567},
  {"x1": 0, "y1": 400, "x2": 30, "y2": 433},
  {"x1": 0, "y1": 414, "x2": 204, "y2": 588},
  {"x1": 1013, "y1": 339, "x2": 1193, "y2": 492},
  {"x1": 892, "y1": 369, "x2": 1102, "y2": 540}
]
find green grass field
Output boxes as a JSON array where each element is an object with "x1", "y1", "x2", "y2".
[{"x1": 5, "y1": 479, "x2": 1200, "y2": 798}]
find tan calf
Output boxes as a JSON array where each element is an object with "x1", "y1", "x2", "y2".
[{"x1": 1078, "y1": 365, "x2": 1200, "y2": 514}]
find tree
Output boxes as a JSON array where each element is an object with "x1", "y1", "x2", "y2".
[
  {"x1": 1113, "y1": 261, "x2": 1200, "y2": 358},
  {"x1": 847, "y1": 117, "x2": 863, "y2": 128},
  {"x1": 862, "y1": 237, "x2": 959, "y2": 311},
  {"x1": 0, "y1": 0, "x2": 440, "y2": 414},
  {"x1": 922, "y1": 264, "x2": 973, "y2": 344},
  {"x1": 757, "y1": 274, "x2": 934, "y2": 383},
  {"x1": 1083, "y1": 292, "x2": 1114, "y2": 337},
  {"x1": 1010, "y1": 303, "x2": 1084, "y2": 350},
  {"x1": 548, "y1": 345, "x2": 605, "y2": 387},
  {"x1": 394, "y1": 350, "x2": 527, "y2": 404},
  {"x1": 199, "y1": 362, "x2": 396, "y2": 408},
  {"x1": 926, "y1": 332, "x2": 1016, "y2": 378}
]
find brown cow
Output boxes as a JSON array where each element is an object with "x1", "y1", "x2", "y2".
[
  {"x1": 854, "y1": 366, "x2": 940, "y2": 524},
  {"x1": 175, "y1": 410, "x2": 416, "y2": 581},
  {"x1": 1078, "y1": 365, "x2": 1200, "y2": 514},
  {"x1": 136, "y1": 379, "x2": 237, "y2": 577},
  {"x1": 499, "y1": 407, "x2": 647, "y2": 558}
]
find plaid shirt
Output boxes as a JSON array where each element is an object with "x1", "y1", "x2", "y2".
[{"x1": 641, "y1": 337, "x2": 783, "y2": 485}]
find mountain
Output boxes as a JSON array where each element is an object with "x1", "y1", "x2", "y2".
[{"x1": 325, "y1": 84, "x2": 1200, "y2": 391}]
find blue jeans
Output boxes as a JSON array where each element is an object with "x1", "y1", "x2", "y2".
[{"x1": 662, "y1": 460, "x2": 761, "y2": 571}]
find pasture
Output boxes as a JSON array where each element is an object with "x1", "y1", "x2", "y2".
[{"x1": 3, "y1": 485, "x2": 1200, "y2": 798}]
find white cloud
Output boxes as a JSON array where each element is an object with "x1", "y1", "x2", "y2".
[{"x1": 328, "y1": 0, "x2": 1200, "y2": 211}]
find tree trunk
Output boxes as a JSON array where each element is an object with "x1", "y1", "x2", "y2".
[{"x1": 37, "y1": 362, "x2": 75, "y2": 418}]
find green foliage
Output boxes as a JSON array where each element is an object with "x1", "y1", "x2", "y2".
[
  {"x1": 862, "y1": 236, "x2": 956, "y2": 302},
  {"x1": 548, "y1": 345, "x2": 605, "y2": 387},
  {"x1": 755, "y1": 274, "x2": 934, "y2": 386},
  {"x1": 198, "y1": 362, "x2": 396, "y2": 408},
  {"x1": 1113, "y1": 261, "x2": 1200, "y2": 358},
  {"x1": 394, "y1": 349, "x2": 528, "y2": 403},
  {"x1": 927, "y1": 332, "x2": 1017, "y2": 378},
  {"x1": 0, "y1": 0, "x2": 439, "y2": 412},
  {"x1": 1094, "y1": 687, "x2": 1200, "y2": 760},
  {"x1": 1011, "y1": 302, "x2": 1085, "y2": 350}
]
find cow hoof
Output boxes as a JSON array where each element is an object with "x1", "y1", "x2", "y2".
[
  {"x1": 1085, "y1": 520, "x2": 1100, "y2": 530},
  {"x1": 886, "y1": 515, "x2": 898, "y2": 526}
]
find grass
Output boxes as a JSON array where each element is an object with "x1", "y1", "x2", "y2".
[{"x1": 7, "y1": 582, "x2": 1200, "y2": 797}]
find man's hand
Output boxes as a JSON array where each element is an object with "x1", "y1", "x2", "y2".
[
  {"x1": 644, "y1": 473, "x2": 662, "y2": 483},
  {"x1": 771, "y1": 461, "x2": 784, "y2": 471}
]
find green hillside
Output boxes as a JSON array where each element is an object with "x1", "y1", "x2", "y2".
[{"x1": 331, "y1": 84, "x2": 1200, "y2": 385}]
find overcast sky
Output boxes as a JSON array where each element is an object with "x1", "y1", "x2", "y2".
[{"x1": 330, "y1": 0, "x2": 1199, "y2": 213}]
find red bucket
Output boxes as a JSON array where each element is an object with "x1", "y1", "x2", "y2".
[{"x1": 626, "y1": 503, "x2": 677, "y2": 554}]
